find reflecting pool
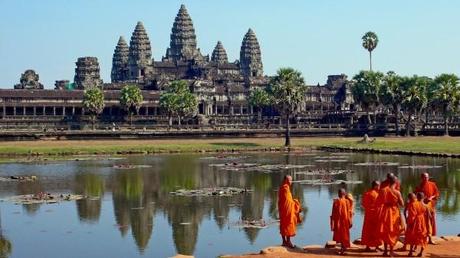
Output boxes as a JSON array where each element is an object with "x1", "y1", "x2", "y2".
[{"x1": 0, "y1": 152, "x2": 459, "y2": 258}]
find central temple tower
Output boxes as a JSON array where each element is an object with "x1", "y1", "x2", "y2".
[{"x1": 164, "y1": 5, "x2": 204, "y2": 62}]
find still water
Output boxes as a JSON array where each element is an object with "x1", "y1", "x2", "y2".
[{"x1": 0, "y1": 152, "x2": 459, "y2": 258}]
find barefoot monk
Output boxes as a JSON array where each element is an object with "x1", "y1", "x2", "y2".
[
  {"x1": 405, "y1": 192, "x2": 429, "y2": 257},
  {"x1": 361, "y1": 180, "x2": 381, "y2": 251},
  {"x1": 378, "y1": 175, "x2": 404, "y2": 257},
  {"x1": 330, "y1": 188, "x2": 352, "y2": 255},
  {"x1": 415, "y1": 172, "x2": 440, "y2": 244},
  {"x1": 278, "y1": 175, "x2": 301, "y2": 248}
]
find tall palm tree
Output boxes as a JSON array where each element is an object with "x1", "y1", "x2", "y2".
[
  {"x1": 351, "y1": 70, "x2": 384, "y2": 126},
  {"x1": 120, "y1": 85, "x2": 143, "y2": 126},
  {"x1": 82, "y1": 87, "x2": 105, "y2": 130},
  {"x1": 401, "y1": 76, "x2": 428, "y2": 137},
  {"x1": 362, "y1": 32, "x2": 379, "y2": 71},
  {"x1": 269, "y1": 68, "x2": 306, "y2": 147},
  {"x1": 380, "y1": 71, "x2": 404, "y2": 136},
  {"x1": 433, "y1": 74, "x2": 460, "y2": 136}
]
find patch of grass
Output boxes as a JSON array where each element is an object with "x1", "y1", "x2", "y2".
[{"x1": 0, "y1": 137, "x2": 458, "y2": 157}]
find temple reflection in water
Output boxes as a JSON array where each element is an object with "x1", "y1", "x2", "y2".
[{"x1": 1, "y1": 153, "x2": 459, "y2": 256}]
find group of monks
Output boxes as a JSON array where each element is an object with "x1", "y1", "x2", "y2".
[{"x1": 278, "y1": 172, "x2": 440, "y2": 257}]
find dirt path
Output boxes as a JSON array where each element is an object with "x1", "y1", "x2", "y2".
[{"x1": 223, "y1": 236, "x2": 460, "y2": 258}]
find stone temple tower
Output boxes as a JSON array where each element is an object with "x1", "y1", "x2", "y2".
[
  {"x1": 240, "y1": 29, "x2": 263, "y2": 78},
  {"x1": 128, "y1": 21, "x2": 152, "y2": 82},
  {"x1": 211, "y1": 41, "x2": 228, "y2": 64},
  {"x1": 74, "y1": 57, "x2": 103, "y2": 89},
  {"x1": 111, "y1": 36, "x2": 129, "y2": 83},
  {"x1": 165, "y1": 5, "x2": 203, "y2": 62}
]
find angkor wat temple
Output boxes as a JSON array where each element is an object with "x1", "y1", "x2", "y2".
[{"x1": 0, "y1": 5, "x2": 352, "y2": 130}]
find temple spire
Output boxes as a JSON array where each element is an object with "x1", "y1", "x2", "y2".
[
  {"x1": 165, "y1": 5, "x2": 203, "y2": 62},
  {"x1": 111, "y1": 36, "x2": 129, "y2": 82},
  {"x1": 211, "y1": 41, "x2": 228, "y2": 64},
  {"x1": 240, "y1": 28, "x2": 263, "y2": 78},
  {"x1": 128, "y1": 21, "x2": 152, "y2": 82}
]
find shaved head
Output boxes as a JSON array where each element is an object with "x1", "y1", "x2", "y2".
[
  {"x1": 372, "y1": 180, "x2": 380, "y2": 189},
  {"x1": 338, "y1": 188, "x2": 346, "y2": 197},
  {"x1": 284, "y1": 175, "x2": 293, "y2": 185}
]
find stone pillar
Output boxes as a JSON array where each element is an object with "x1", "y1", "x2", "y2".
[
  {"x1": 72, "y1": 107, "x2": 75, "y2": 116},
  {"x1": 145, "y1": 107, "x2": 149, "y2": 116},
  {"x1": 2, "y1": 104, "x2": 5, "y2": 118},
  {"x1": 53, "y1": 107, "x2": 56, "y2": 116},
  {"x1": 154, "y1": 107, "x2": 157, "y2": 116},
  {"x1": 42, "y1": 106, "x2": 45, "y2": 116},
  {"x1": 240, "y1": 105, "x2": 243, "y2": 115},
  {"x1": 62, "y1": 106, "x2": 66, "y2": 116},
  {"x1": 23, "y1": 107, "x2": 26, "y2": 116},
  {"x1": 13, "y1": 106, "x2": 16, "y2": 116},
  {"x1": 33, "y1": 107, "x2": 36, "y2": 116}
]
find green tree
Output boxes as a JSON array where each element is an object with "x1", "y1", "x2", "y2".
[
  {"x1": 269, "y1": 68, "x2": 306, "y2": 147},
  {"x1": 82, "y1": 87, "x2": 105, "y2": 130},
  {"x1": 362, "y1": 31, "x2": 379, "y2": 71},
  {"x1": 120, "y1": 85, "x2": 143, "y2": 126},
  {"x1": 160, "y1": 80, "x2": 198, "y2": 127},
  {"x1": 351, "y1": 70, "x2": 384, "y2": 126},
  {"x1": 249, "y1": 88, "x2": 271, "y2": 122},
  {"x1": 401, "y1": 76, "x2": 428, "y2": 137},
  {"x1": 432, "y1": 74, "x2": 460, "y2": 136},
  {"x1": 380, "y1": 71, "x2": 405, "y2": 136}
]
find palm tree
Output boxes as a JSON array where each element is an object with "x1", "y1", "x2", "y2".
[
  {"x1": 401, "y1": 76, "x2": 428, "y2": 137},
  {"x1": 269, "y1": 68, "x2": 306, "y2": 147},
  {"x1": 351, "y1": 70, "x2": 384, "y2": 126},
  {"x1": 249, "y1": 88, "x2": 271, "y2": 123},
  {"x1": 362, "y1": 32, "x2": 379, "y2": 71},
  {"x1": 433, "y1": 74, "x2": 460, "y2": 136},
  {"x1": 120, "y1": 85, "x2": 143, "y2": 126},
  {"x1": 380, "y1": 71, "x2": 404, "y2": 136},
  {"x1": 82, "y1": 87, "x2": 105, "y2": 130},
  {"x1": 160, "y1": 80, "x2": 198, "y2": 127}
]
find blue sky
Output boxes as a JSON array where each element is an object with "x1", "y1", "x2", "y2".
[{"x1": 1, "y1": 0, "x2": 459, "y2": 88}]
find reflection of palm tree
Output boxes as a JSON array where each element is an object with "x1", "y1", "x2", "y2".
[
  {"x1": 75, "y1": 173, "x2": 105, "y2": 223},
  {"x1": 160, "y1": 155, "x2": 197, "y2": 192},
  {"x1": 0, "y1": 211, "x2": 12, "y2": 258}
]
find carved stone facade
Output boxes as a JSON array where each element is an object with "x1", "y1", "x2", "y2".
[
  {"x1": 14, "y1": 70, "x2": 44, "y2": 90},
  {"x1": 74, "y1": 57, "x2": 103, "y2": 89},
  {"x1": 111, "y1": 36, "x2": 129, "y2": 83},
  {"x1": 1, "y1": 4, "x2": 352, "y2": 129}
]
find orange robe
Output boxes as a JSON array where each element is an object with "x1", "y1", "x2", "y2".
[
  {"x1": 415, "y1": 181, "x2": 440, "y2": 236},
  {"x1": 331, "y1": 197, "x2": 352, "y2": 248},
  {"x1": 380, "y1": 179, "x2": 401, "y2": 191},
  {"x1": 377, "y1": 187, "x2": 403, "y2": 246},
  {"x1": 278, "y1": 182, "x2": 301, "y2": 237},
  {"x1": 405, "y1": 200, "x2": 428, "y2": 248},
  {"x1": 361, "y1": 189, "x2": 381, "y2": 247}
]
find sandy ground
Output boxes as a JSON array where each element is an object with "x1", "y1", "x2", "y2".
[{"x1": 223, "y1": 236, "x2": 460, "y2": 258}]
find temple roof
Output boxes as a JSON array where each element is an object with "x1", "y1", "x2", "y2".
[
  {"x1": 211, "y1": 41, "x2": 228, "y2": 64},
  {"x1": 240, "y1": 29, "x2": 262, "y2": 63},
  {"x1": 240, "y1": 28, "x2": 263, "y2": 77},
  {"x1": 128, "y1": 21, "x2": 152, "y2": 65},
  {"x1": 166, "y1": 5, "x2": 202, "y2": 61}
]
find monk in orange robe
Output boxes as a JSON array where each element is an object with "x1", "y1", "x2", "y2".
[
  {"x1": 278, "y1": 175, "x2": 301, "y2": 248},
  {"x1": 405, "y1": 192, "x2": 429, "y2": 257},
  {"x1": 415, "y1": 172, "x2": 440, "y2": 244},
  {"x1": 330, "y1": 188, "x2": 352, "y2": 255},
  {"x1": 361, "y1": 180, "x2": 381, "y2": 251},
  {"x1": 380, "y1": 172, "x2": 401, "y2": 191},
  {"x1": 377, "y1": 175, "x2": 404, "y2": 257}
]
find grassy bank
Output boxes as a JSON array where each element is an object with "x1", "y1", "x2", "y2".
[{"x1": 0, "y1": 136, "x2": 459, "y2": 157}]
